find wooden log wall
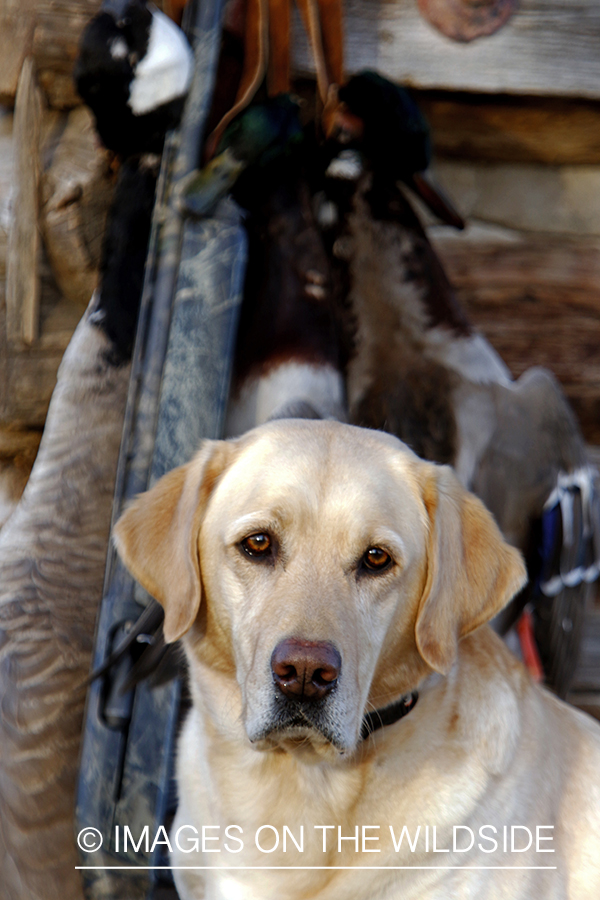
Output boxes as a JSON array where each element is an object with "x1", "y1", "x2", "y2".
[
  {"x1": 418, "y1": 92, "x2": 600, "y2": 165},
  {"x1": 0, "y1": 104, "x2": 113, "y2": 430},
  {"x1": 430, "y1": 227, "x2": 600, "y2": 444},
  {"x1": 405, "y1": 89, "x2": 600, "y2": 448},
  {"x1": 0, "y1": 0, "x2": 125, "y2": 513},
  {"x1": 294, "y1": 0, "x2": 600, "y2": 99},
  {"x1": 0, "y1": 0, "x2": 103, "y2": 109}
]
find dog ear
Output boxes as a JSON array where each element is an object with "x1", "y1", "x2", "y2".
[
  {"x1": 415, "y1": 463, "x2": 527, "y2": 675},
  {"x1": 114, "y1": 440, "x2": 233, "y2": 643}
]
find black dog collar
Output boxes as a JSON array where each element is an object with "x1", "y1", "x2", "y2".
[{"x1": 360, "y1": 691, "x2": 418, "y2": 741}]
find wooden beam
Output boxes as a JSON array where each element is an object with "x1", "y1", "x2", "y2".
[
  {"x1": 417, "y1": 92, "x2": 600, "y2": 165},
  {"x1": 0, "y1": 0, "x2": 102, "y2": 109},
  {"x1": 0, "y1": 288, "x2": 84, "y2": 429},
  {"x1": 32, "y1": 0, "x2": 104, "y2": 109},
  {"x1": 6, "y1": 57, "x2": 42, "y2": 347},
  {"x1": 0, "y1": 425, "x2": 42, "y2": 458},
  {"x1": 430, "y1": 159, "x2": 600, "y2": 237},
  {"x1": 0, "y1": 2, "x2": 35, "y2": 106},
  {"x1": 292, "y1": 0, "x2": 600, "y2": 99},
  {"x1": 41, "y1": 107, "x2": 114, "y2": 306},
  {"x1": 430, "y1": 229, "x2": 600, "y2": 444}
]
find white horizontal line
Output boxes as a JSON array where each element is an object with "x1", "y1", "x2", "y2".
[{"x1": 76, "y1": 866, "x2": 557, "y2": 871}]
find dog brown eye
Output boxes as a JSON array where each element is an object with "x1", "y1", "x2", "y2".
[
  {"x1": 362, "y1": 547, "x2": 392, "y2": 573},
  {"x1": 241, "y1": 533, "x2": 272, "y2": 558}
]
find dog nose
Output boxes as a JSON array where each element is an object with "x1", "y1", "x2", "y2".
[{"x1": 271, "y1": 639, "x2": 341, "y2": 700}]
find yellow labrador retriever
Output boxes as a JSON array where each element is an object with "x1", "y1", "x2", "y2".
[{"x1": 115, "y1": 420, "x2": 600, "y2": 900}]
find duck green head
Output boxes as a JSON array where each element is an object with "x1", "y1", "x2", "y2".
[
  {"x1": 217, "y1": 94, "x2": 303, "y2": 166},
  {"x1": 180, "y1": 95, "x2": 304, "y2": 219}
]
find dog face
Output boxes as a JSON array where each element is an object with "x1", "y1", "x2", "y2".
[{"x1": 115, "y1": 420, "x2": 526, "y2": 757}]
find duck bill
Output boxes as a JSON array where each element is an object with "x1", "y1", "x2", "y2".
[
  {"x1": 323, "y1": 101, "x2": 365, "y2": 143},
  {"x1": 177, "y1": 148, "x2": 244, "y2": 219},
  {"x1": 409, "y1": 171, "x2": 465, "y2": 230}
]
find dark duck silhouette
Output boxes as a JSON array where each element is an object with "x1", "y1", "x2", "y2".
[
  {"x1": 74, "y1": 0, "x2": 194, "y2": 157},
  {"x1": 324, "y1": 70, "x2": 465, "y2": 230},
  {"x1": 320, "y1": 71, "x2": 600, "y2": 697}
]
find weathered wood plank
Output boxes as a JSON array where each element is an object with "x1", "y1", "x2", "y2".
[
  {"x1": 0, "y1": 109, "x2": 11, "y2": 434},
  {"x1": 0, "y1": 2, "x2": 35, "y2": 106},
  {"x1": 293, "y1": 0, "x2": 600, "y2": 99},
  {"x1": 1, "y1": 237, "x2": 84, "y2": 428},
  {"x1": 0, "y1": 108, "x2": 13, "y2": 277},
  {"x1": 6, "y1": 58, "x2": 42, "y2": 347},
  {"x1": 33, "y1": 0, "x2": 103, "y2": 108},
  {"x1": 430, "y1": 228, "x2": 600, "y2": 443},
  {"x1": 430, "y1": 159, "x2": 600, "y2": 236},
  {"x1": 418, "y1": 92, "x2": 600, "y2": 165},
  {"x1": 4, "y1": 351, "x2": 71, "y2": 427},
  {"x1": 41, "y1": 107, "x2": 114, "y2": 306},
  {"x1": 0, "y1": 426, "x2": 42, "y2": 457},
  {"x1": 0, "y1": 426, "x2": 41, "y2": 528},
  {"x1": 0, "y1": 99, "x2": 110, "y2": 430},
  {"x1": 0, "y1": 0, "x2": 102, "y2": 109}
]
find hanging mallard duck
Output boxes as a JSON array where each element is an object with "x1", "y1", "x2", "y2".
[{"x1": 320, "y1": 70, "x2": 599, "y2": 698}]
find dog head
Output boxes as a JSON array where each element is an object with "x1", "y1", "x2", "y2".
[{"x1": 114, "y1": 420, "x2": 526, "y2": 756}]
